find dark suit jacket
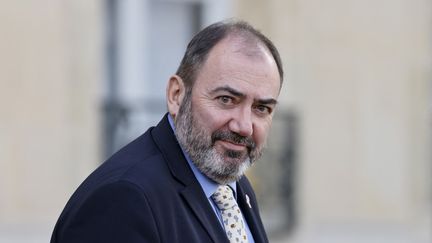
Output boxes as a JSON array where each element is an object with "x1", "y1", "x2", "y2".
[{"x1": 51, "y1": 114, "x2": 268, "y2": 243}]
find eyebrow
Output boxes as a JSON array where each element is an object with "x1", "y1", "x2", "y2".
[
  {"x1": 210, "y1": 86, "x2": 245, "y2": 98},
  {"x1": 256, "y1": 98, "x2": 278, "y2": 106},
  {"x1": 209, "y1": 85, "x2": 278, "y2": 105}
]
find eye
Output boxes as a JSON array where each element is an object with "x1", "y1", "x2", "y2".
[
  {"x1": 217, "y1": 96, "x2": 234, "y2": 105},
  {"x1": 254, "y1": 105, "x2": 272, "y2": 115}
]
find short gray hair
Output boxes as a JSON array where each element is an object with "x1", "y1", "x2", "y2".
[{"x1": 175, "y1": 20, "x2": 284, "y2": 89}]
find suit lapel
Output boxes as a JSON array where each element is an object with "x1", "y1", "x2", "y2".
[
  {"x1": 181, "y1": 184, "x2": 229, "y2": 243},
  {"x1": 151, "y1": 114, "x2": 228, "y2": 243},
  {"x1": 237, "y1": 178, "x2": 268, "y2": 243}
]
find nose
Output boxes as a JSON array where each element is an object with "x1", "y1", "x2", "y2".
[{"x1": 228, "y1": 107, "x2": 253, "y2": 137}]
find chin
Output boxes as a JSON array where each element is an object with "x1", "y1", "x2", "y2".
[
  {"x1": 222, "y1": 156, "x2": 248, "y2": 167},
  {"x1": 213, "y1": 157, "x2": 252, "y2": 184}
]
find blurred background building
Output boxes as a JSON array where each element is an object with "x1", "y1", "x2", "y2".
[{"x1": 0, "y1": 0, "x2": 430, "y2": 242}]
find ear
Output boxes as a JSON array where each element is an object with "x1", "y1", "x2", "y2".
[{"x1": 166, "y1": 75, "x2": 186, "y2": 119}]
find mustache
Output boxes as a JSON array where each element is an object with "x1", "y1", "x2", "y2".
[{"x1": 211, "y1": 130, "x2": 256, "y2": 150}]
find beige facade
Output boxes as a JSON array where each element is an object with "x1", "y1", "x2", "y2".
[
  {"x1": 236, "y1": 0, "x2": 432, "y2": 242},
  {"x1": 0, "y1": 1, "x2": 102, "y2": 241},
  {"x1": 0, "y1": 0, "x2": 430, "y2": 242}
]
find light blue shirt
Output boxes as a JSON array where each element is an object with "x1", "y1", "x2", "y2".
[{"x1": 168, "y1": 114, "x2": 255, "y2": 243}]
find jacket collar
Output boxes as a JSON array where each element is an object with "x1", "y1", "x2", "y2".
[
  {"x1": 151, "y1": 114, "x2": 229, "y2": 243},
  {"x1": 151, "y1": 114, "x2": 194, "y2": 186},
  {"x1": 151, "y1": 114, "x2": 267, "y2": 243},
  {"x1": 237, "y1": 178, "x2": 268, "y2": 243}
]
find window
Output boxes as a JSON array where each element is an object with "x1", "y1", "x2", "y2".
[{"x1": 103, "y1": 0, "x2": 232, "y2": 156}]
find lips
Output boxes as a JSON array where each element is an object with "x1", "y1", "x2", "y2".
[
  {"x1": 211, "y1": 130, "x2": 255, "y2": 151},
  {"x1": 217, "y1": 139, "x2": 247, "y2": 151}
]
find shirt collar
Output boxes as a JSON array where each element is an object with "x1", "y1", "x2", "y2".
[{"x1": 167, "y1": 114, "x2": 236, "y2": 198}]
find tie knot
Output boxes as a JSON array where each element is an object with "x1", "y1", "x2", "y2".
[{"x1": 211, "y1": 186, "x2": 237, "y2": 210}]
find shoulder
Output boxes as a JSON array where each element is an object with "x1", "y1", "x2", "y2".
[
  {"x1": 52, "y1": 180, "x2": 161, "y2": 243},
  {"x1": 60, "y1": 125, "x2": 178, "y2": 217}
]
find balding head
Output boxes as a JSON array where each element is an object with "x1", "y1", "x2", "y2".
[{"x1": 175, "y1": 20, "x2": 284, "y2": 90}]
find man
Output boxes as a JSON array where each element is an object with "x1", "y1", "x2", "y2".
[{"x1": 51, "y1": 19, "x2": 283, "y2": 243}]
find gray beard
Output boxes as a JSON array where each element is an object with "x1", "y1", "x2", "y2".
[{"x1": 174, "y1": 90, "x2": 262, "y2": 185}]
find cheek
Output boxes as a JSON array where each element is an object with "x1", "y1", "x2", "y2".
[
  {"x1": 193, "y1": 104, "x2": 230, "y2": 131},
  {"x1": 253, "y1": 123, "x2": 271, "y2": 146},
  {"x1": 191, "y1": 114, "x2": 218, "y2": 139}
]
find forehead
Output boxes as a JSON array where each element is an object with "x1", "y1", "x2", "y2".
[{"x1": 194, "y1": 36, "x2": 281, "y2": 98}]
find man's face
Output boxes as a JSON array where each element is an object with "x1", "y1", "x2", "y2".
[{"x1": 175, "y1": 37, "x2": 281, "y2": 185}]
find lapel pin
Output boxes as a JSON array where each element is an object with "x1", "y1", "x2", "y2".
[{"x1": 245, "y1": 194, "x2": 252, "y2": 209}]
